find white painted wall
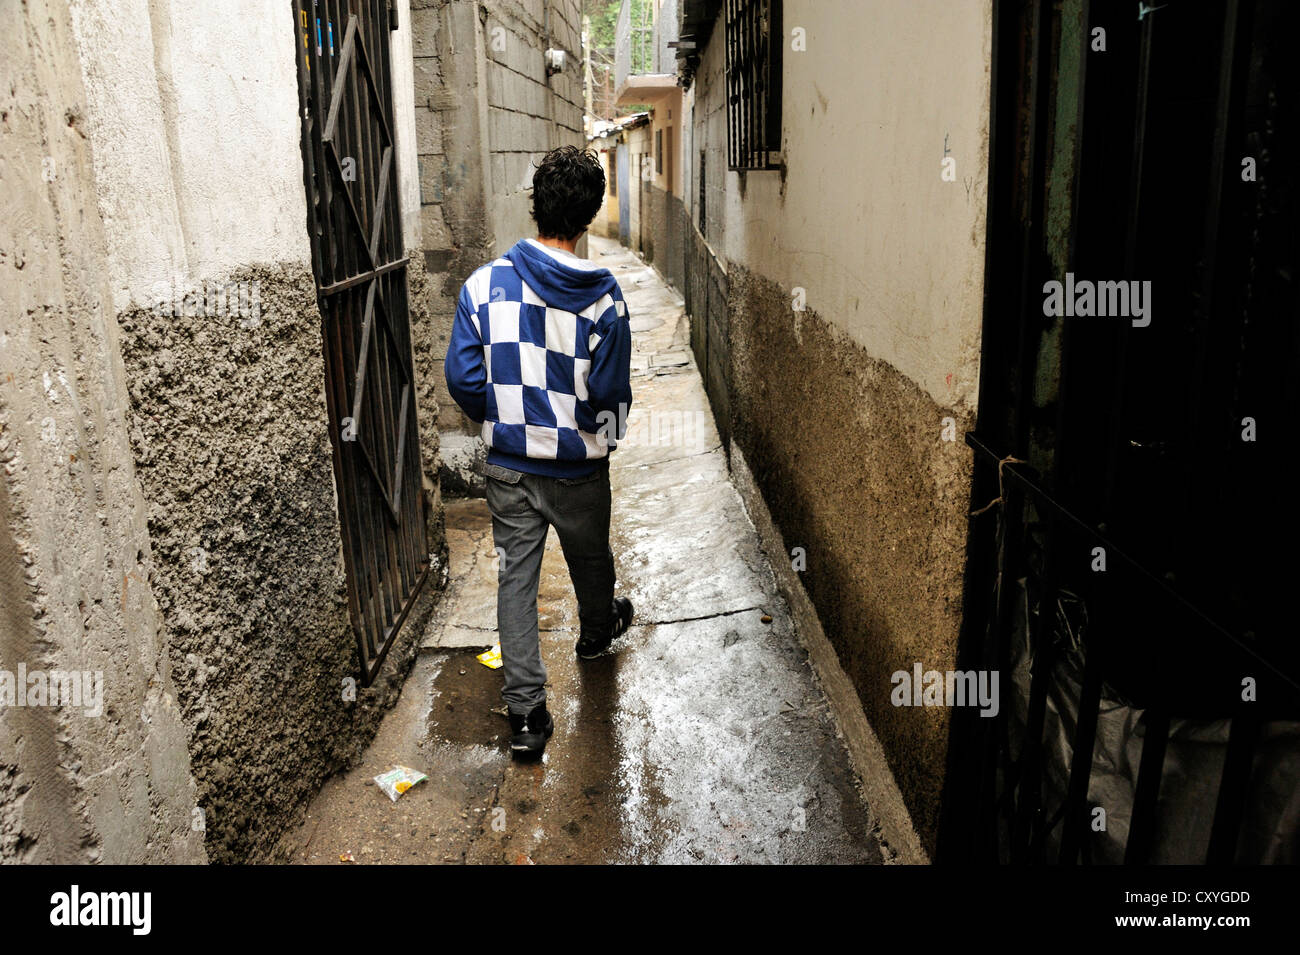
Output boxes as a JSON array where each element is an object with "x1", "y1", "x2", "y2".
[
  {"x1": 1, "y1": 0, "x2": 207, "y2": 862},
  {"x1": 67, "y1": 0, "x2": 311, "y2": 312},
  {"x1": 694, "y1": 0, "x2": 992, "y2": 409},
  {"x1": 67, "y1": 0, "x2": 425, "y2": 305}
]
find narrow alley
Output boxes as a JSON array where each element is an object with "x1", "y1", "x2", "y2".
[
  {"x1": 4, "y1": 0, "x2": 1297, "y2": 914},
  {"x1": 286, "y1": 237, "x2": 881, "y2": 864}
]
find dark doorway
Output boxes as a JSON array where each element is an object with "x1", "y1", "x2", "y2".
[{"x1": 943, "y1": 0, "x2": 1299, "y2": 864}]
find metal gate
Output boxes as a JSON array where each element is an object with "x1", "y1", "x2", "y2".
[
  {"x1": 291, "y1": 0, "x2": 429, "y2": 685},
  {"x1": 942, "y1": 0, "x2": 1299, "y2": 863}
]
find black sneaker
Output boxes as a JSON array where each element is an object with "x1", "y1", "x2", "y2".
[
  {"x1": 576, "y1": 596, "x2": 634, "y2": 659},
  {"x1": 508, "y1": 703, "x2": 553, "y2": 756}
]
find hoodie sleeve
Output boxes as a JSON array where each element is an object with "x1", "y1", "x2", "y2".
[
  {"x1": 445, "y1": 283, "x2": 488, "y2": 423},
  {"x1": 586, "y1": 285, "x2": 633, "y2": 435}
]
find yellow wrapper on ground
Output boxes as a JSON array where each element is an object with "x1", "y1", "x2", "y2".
[
  {"x1": 373, "y1": 765, "x2": 428, "y2": 802},
  {"x1": 477, "y1": 645, "x2": 503, "y2": 669}
]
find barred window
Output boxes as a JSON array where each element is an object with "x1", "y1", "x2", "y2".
[{"x1": 725, "y1": 0, "x2": 782, "y2": 170}]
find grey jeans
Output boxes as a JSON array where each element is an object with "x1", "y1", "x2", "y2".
[{"x1": 484, "y1": 459, "x2": 616, "y2": 714}]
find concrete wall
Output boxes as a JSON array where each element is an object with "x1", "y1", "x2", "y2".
[
  {"x1": 654, "y1": 0, "x2": 680, "y2": 75},
  {"x1": 484, "y1": 0, "x2": 585, "y2": 247},
  {"x1": 0, "y1": 0, "x2": 205, "y2": 864},
  {"x1": 626, "y1": 123, "x2": 652, "y2": 252},
  {"x1": 4, "y1": 0, "x2": 443, "y2": 863},
  {"x1": 639, "y1": 184, "x2": 688, "y2": 292},
  {"x1": 411, "y1": 0, "x2": 586, "y2": 492},
  {"x1": 683, "y1": 0, "x2": 991, "y2": 855}
]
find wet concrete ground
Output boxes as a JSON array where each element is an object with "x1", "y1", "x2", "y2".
[{"x1": 285, "y1": 236, "x2": 883, "y2": 864}]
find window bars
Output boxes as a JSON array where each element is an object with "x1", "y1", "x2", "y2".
[{"x1": 724, "y1": 0, "x2": 782, "y2": 170}]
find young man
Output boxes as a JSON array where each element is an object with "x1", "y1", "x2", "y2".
[{"x1": 444, "y1": 145, "x2": 634, "y2": 757}]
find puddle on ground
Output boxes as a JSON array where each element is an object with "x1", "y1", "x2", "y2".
[{"x1": 425, "y1": 648, "x2": 509, "y2": 748}]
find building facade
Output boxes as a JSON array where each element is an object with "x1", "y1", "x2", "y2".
[
  {"x1": 636, "y1": 0, "x2": 993, "y2": 860},
  {"x1": 646, "y1": 0, "x2": 1298, "y2": 865},
  {"x1": 609, "y1": 0, "x2": 688, "y2": 291}
]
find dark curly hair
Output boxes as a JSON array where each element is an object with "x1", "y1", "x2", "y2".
[{"x1": 530, "y1": 145, "x2": 606, "y2": 240}]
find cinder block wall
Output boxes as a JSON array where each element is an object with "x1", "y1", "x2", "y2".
[
  {"x1": 483, "y1": 0, "x2": 585, "y2": 245},
  {"x1": 411, "y1": 0, "x2": 586, "y2": 492}
]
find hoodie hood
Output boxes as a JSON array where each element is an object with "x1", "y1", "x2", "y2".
[{"x1": 504, "y1": 239, "x2": 619, "y2": 314}]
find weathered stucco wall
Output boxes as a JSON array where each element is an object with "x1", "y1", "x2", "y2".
[
  {"x1": 640, "y1": 183, "x2": 688, "y2": 293},
  {"x1": 0, "y1": 0, "x2": 205, "y2": 863},
  {"x1": 726, "y1": 269, "x2": 976, "y2": 852},
  {"x1": 685, "y1": 0, "x2": 991, "y2": 853},
  {"x1": 64, "y1": 0, "x2": 310, "y2": 313},
  {"x1": 116, "y1": 266, "x2": 432, "y2": 863},
  {"x1": 39, "y1": 0, "x2": 443, "y2": 861},
  {"x1": 697, "y1": 0, "x2": 989, "y2": 404}
]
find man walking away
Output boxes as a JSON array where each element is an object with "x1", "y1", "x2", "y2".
[{"x1": 444, "y1": 146, "x2": 634, "y2": 758}]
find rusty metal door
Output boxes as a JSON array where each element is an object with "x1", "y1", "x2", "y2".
[{"x1": 291, "y1": 0, "x2": 429, "y2": 685}]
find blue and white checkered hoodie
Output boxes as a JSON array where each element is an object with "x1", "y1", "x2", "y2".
[{"x1": 444, "y1": 238, "x2": 633, "y2": 478}]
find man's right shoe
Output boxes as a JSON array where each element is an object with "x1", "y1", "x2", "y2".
[
  {"x1": 509, "y1": 703, "x2": 553, "y2": 756},
  {"x1": 576, "y1": 596, "x2": 633, "y2": 659}
]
